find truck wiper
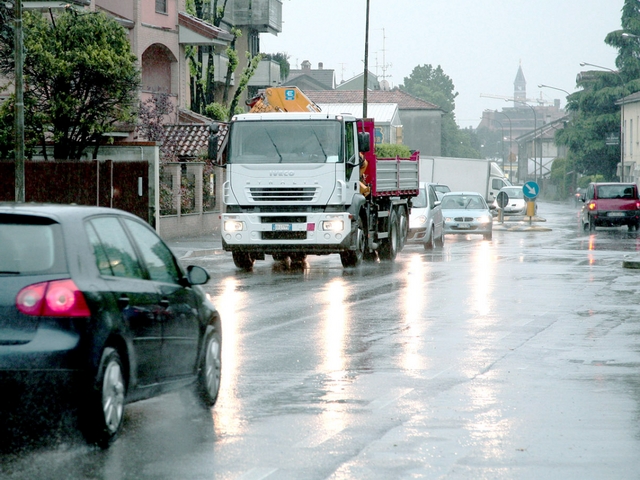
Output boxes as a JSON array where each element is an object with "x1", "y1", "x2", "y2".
[
  {"x1": 311, "y1": 130, "x2": 328, "y2": 160},
  {"x1": 264, "y1": 129, "x2": 283, "y2": 163}
]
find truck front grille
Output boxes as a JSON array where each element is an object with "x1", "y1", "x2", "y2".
[
  {"x1": 248, "y1": 187, "x2": 318, "y2": 202},
  {"x1": 262, "y1": 231, "x2": 308, "y2": 240}
]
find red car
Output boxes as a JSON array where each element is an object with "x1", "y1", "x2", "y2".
[{"x1": 580, "y1": 182, "x2": 640, "y2": 230}]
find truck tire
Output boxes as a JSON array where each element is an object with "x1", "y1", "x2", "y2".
[
  {"x1": 340, "y1": 216, "x2": 365, "y2": 267},
  {"x1": 232, "y1": 251, "x2": 255, "y2": 270},
  {"x1": 379, "y1": 211, "x2": 399, "y2": 261}
]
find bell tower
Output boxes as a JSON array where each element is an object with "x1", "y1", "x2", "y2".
[{"x1": 514, "y1": 62, "x2": 526, "y2": 106}]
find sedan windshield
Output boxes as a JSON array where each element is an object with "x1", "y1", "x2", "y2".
[
  {"x1": 441, "y1": 195, "x2": 486, "y2": 210},
  {"x1": 229, "y1": 120, "x2": 342, "y2": 164}
]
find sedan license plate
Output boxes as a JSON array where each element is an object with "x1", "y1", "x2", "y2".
[
  {"x1": 457, "y1": 223, "x2": 471, "y2": 229},
  {"x1": 607, "y1": 212, "x2": 624, "y2": 217},
  {"x1": 272, "y1": 223, "x2": 292, "y2": 231}
]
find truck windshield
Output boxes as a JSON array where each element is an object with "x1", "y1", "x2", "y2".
[{"x1": 228, "y1": 120, "x2": 342, "y2": 164}]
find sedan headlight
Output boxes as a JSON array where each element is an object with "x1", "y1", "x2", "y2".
[
  {"x1": 224, "y1": 220, "x2": 245, "y2": 232},
  {"x1": 477, "y1": 215, "x2": 492, "y2": 224},
  {"x1": 444, "y1": 217, "x2": 454, "y2": 223},
  {"x1": 415, "y1": 215, "x2": 427, "y2": 225},
  {"x1": 322, "y1": 220, "x2": 344, "y2": 232}
]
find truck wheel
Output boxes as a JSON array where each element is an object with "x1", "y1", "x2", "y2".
[
  {"x1": 340, "y1": 217, "x2": 365, "y2": 267},
  {"x1": 232, "y1": 251, "x2": 255, "y2": 270},
  {"x1": 379, "y1": 211, "x2": 398, "y2": 261},
  {"x1": 290, "y1": 253, "x2": 307, "y2": 264}
]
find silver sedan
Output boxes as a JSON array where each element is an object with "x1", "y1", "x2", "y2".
[{"x1": 441, "y1": 192, "x2": 493, "y2": 240}]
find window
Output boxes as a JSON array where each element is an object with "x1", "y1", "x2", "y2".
[
  {"x1": 124, "y1": 219, "x2": 180, "y2": 284},
  {"x1": 155, "y1": 0, "x2": 167, "y2": 14},
  {"x1": 87, "y1": 217, "x2": 144, "y2": 280}
]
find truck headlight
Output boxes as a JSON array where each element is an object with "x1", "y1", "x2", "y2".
[
  {"x1": 322, "y1": 220, "x2": 344, "y2": 231},
  {"x1": 224, "y1": 220, "x2": 245, "y2": 232}
]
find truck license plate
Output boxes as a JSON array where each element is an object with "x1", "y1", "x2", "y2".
[
  {"x1": 273, "y1": 223, "x2": 293, "y2": 231},
  {"x1": 607, "y1": 212, "x2": 624, "y2": 217}
]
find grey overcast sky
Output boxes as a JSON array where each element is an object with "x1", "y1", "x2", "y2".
[{"x1": 260, "y1": 0, "x2": 622, "y2": 128}]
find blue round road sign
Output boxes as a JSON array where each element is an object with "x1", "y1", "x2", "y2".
[{"x1": 523, "y1": 181, "x2": 539, "y2": 199}]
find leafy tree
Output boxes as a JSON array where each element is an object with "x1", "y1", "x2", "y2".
[
  {"x1": 0, "y1": 8, "x2": 140, "y2": 160},
  {"x1": 556, "y1": 0, "x2": 640, "y2": 179},
  {"x1": 262, "y1": 52, "x2": 291, "y2": 82},
  {"x1": 375, "y1": 143, "x2": 412, "y2": 158},
  {"x1": 400, "y1": 64, "x2": 480, "y2": 158}
]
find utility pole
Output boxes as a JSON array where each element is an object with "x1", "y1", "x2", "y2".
[
  {"x1": 362, "y1": 0, "x2": 370, "y2": 118},
  {"x1": 14, "y1": 0, "x2": 25, "y2": 202}
]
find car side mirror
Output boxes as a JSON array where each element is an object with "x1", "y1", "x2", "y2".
[{"x1": 186, "y1": 265, "x2": 210, "y2": 285}]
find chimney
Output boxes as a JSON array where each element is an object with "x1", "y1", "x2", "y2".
[{"x1": 318, "y1": 62, "x2": 323, "y2": 70}]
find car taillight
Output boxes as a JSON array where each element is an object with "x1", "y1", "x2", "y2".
[
  {"x1": 636, "y1": 201, "x2": 640, "y2": 209},
  {"x1": 16, "y1": 279, "x2": 91, "y2": 317},
  {"x1": 588, "y1": 201, "x2": 597, "y2": 211}
]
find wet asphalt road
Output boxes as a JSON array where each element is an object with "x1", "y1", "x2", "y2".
[{"x1": 3, "y1": 201, "x2": 640, "y2": 479}]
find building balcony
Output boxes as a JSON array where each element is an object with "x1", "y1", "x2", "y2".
[
  {"x1": 231, "y1": 0, "x2": 282, "y2": 34},
  {"x1": 248, "y1": 60, "x2": 281, "y2": 88}
]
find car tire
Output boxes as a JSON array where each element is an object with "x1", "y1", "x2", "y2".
[
  {"x1": 483, "y1": 232, "x2": 492, "y2": 241},
  {"x1": 435, "y1": 227, "x2": 445, "y2": 248},
  {"x1": 423, "y1": 225, "x2": 435, "y2": 250},
  {"x1": 589, "y1": 215, "x2": 596, "y2": 231},
  {"x1": 81, "y1": 347, "x2": 126, "y2": 448},
  {"x1": 398, "y1": 207, "x2": 408, "y2": 251},
  {"x1": 196, "y1": 330, "x2": 222, "y2": 408},
  {"x1": 232, "y1": 251, "x2": 255, "y2": 270}
]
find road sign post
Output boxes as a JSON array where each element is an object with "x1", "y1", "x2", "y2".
[{"x1": 522, "y1": 181, "x2": 539, "y2": 225}]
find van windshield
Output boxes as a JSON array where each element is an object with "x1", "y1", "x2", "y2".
[{"x1": 228, "y1": 120, "x2": 342, "y2": 164}]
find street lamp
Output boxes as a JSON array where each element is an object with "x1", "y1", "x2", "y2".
[
  {"x1": 509, "y1": 99, "x2": 539, "y2": 182},
  {"x1": 538, "y1": 84, "x2": 571, "y2": 96},
  {"x1": 14, "y1": 0, "x2": 24, "y2": 202},
  {"x1": 495, "y1": 110, "x2": 513, "y2": 182},
  {"x1": 362, "y1": 0, "x2": 370, "y2": 118},
  {"x1": 580, "y1": 62, "x2": 626, "y2": 181},
  {"x1": 493, "y1": 118, "x2": 505, "y2": 170}
]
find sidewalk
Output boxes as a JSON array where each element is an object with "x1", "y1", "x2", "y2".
[{"x1": 165, "y1": 233, "x2": 223, "y2": 260}]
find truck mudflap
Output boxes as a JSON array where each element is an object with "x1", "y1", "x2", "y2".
[{"x1": 221, "y1": 212, "x2": 357, "y2": 255}]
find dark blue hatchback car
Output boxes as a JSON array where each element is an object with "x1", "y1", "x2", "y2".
[{"x1": 0, "y1": 204, "x2": 222, "y2": 447}]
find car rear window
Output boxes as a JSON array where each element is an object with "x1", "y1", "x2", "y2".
[
  {"x1": 596, "y1": 185, "x2": 637, "y2": 199},
  {"x1": 0, "y1": 215, "x2": 66, "y2": 274}
]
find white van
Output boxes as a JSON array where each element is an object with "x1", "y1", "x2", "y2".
[{"x1": 407, "y1": 182, "x2": 449, "y2": 249}]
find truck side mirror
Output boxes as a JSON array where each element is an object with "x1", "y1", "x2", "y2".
[{"x1": 358, "y1": 132, "x2": 370, "y2": 153}]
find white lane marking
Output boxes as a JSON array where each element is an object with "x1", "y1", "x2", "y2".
[
  {"x1": 368, "y1": 388, "x2": 414, "y2": 410},
  {"x1": 295, "y1": 425, "x2": 345, "y2": 449},
  {"x1": 234, "y1": 467, "x2": 278, "y2": 480}
]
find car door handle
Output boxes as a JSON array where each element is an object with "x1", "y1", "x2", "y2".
[
  {"x1": 160, "y1": 298, "x2": 170, "y2": 309},
  {"x1": 118, "y1": 295, "x2": 130, "y2": 309}
]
